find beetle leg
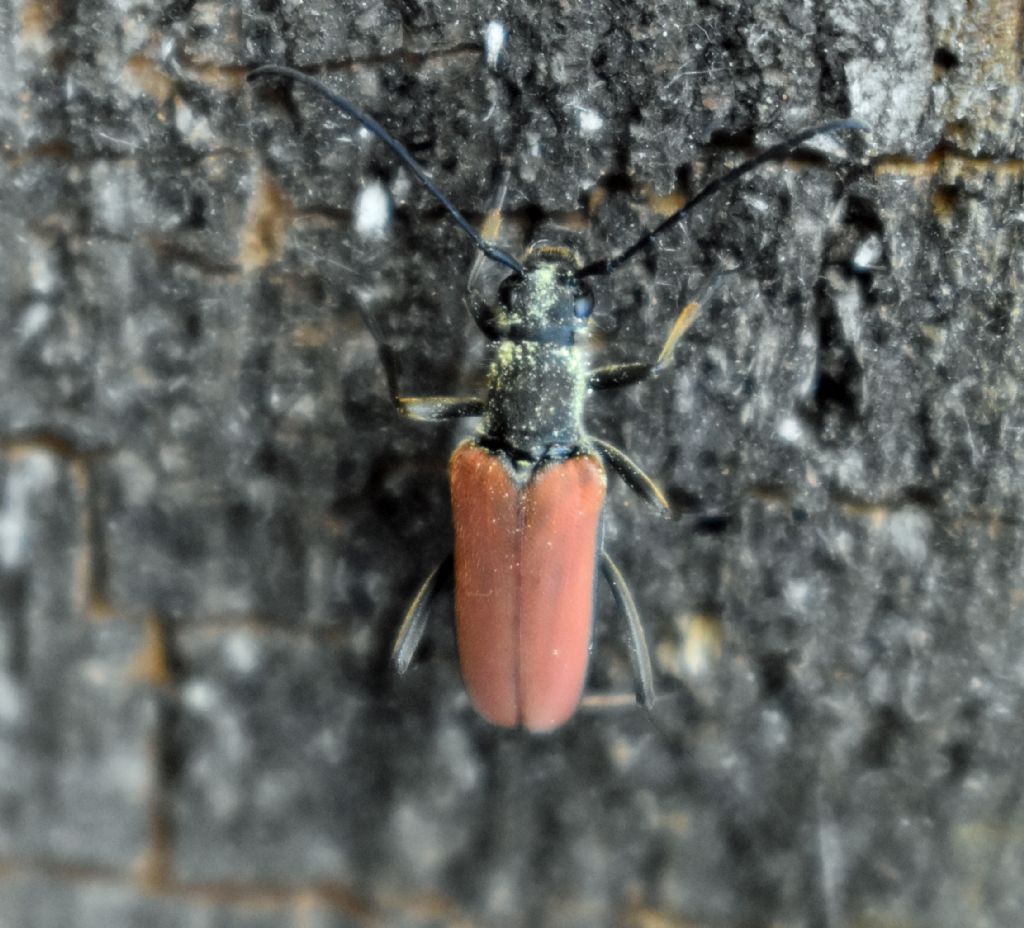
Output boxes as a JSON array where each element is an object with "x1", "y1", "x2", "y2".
[
  {"x1": 588, "y1": 267, "x2": 739, "y2": 391},
  {"x1": 392, "y1": 553, "x2": 454, "y2": 673},
  {"x1": 600, "y1": 551, "x2": 655, "y2": 709},
  {"x1": 588, "y1": 298, "x2": 701, "y2": 390},
  {"x1": 466, "y1": 166, "x2": 513, "y2": 337},
  {"x1": 592, "y1": 438, "x2": 670, "y2": 515},
  {"x1": 467, "y1": 165, "x2": 511, "y2": 300},
  {"x1": 381, "y1": 346, "x2": 483, "y2": 419},
  {"x1": 357, "y1": 305, "x2": 484, "y2": 421},
  {"x1": 397, "y1": 396, "x2": 484, "y2": 421}
]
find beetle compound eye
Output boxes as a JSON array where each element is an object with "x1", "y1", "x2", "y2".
[{"x1": 573, "y1": 293, "x2": 594, "y2": 319}]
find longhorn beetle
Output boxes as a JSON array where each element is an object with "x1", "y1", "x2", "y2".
[{"x1": 248, "y1": 64, "x2": 867, "y2": 732}]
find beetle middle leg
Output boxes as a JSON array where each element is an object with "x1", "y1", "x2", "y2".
[
  {"x1": 600, "y1": 550, "x2": 656, "y2": 709},
  {"x1": 356, "y1": 303, "x2": 484, "y2": 421},
  {"x1": 588, "y1": 267, "x2": 739, "y2": 391},
  {"x1": 592, "y1": 438, "x2": 670, "y2": 515},
  {"x1": 380, "y1": 176, "x2": 512, "y2": 673},
  {"x1": 357, "y1": 172, "x2": 513, "y2": 421}
]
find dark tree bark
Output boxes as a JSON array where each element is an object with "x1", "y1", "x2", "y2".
[{"x1": 1, "y1": 1, "x2": 1022, "y2": 926}]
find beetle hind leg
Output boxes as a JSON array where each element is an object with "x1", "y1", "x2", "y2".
[
  {"x1": 600, "y1": 550, "x2": 656, "y2": 710},
  {"x1": 391, "y1": 553, "x2": 454, "y2": 673}
]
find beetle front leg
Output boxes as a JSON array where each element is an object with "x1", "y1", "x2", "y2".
[
  {"x1": 392, "y1": 553, "x2": 454, "y2": 673},
  {"x1": 588, "y1": 267, "x2": 738, "y2": 391},
  {"x1": 467, "y1": 167, "x2": 511, "y2": 298},
  {"x1": 466, "y1": 166, "x2": 512, "y2": 337},
  {"x1": 600, "y1": 551, "x2": 655, "y2": 710}
]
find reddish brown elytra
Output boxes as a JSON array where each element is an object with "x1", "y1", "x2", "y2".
[
  {"x1": 451, "y1": 444, "x2": 606, "y2": 730},
  {"x1": 248, "y1": 64, "x2": 867, "y2": 733}
]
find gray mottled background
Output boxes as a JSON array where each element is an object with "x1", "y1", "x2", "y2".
[{"x1": 1, "y1": 1, "x2": 1022, "y2": 926}]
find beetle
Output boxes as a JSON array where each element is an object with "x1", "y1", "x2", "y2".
[{"x1": 248, "y1": 64, "x2": 866, "y2": 732}]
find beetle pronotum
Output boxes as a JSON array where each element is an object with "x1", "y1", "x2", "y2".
[{"x1": 249, "y1": 64, "x2": 866, "y2": 732}]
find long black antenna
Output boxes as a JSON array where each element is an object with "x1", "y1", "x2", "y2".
[
  {"x1": 248, "y1": 65, "x2": 526, "y2": 276},
  {"x1": 577, "y1": 118, "x2": 869, "y2": 279}
]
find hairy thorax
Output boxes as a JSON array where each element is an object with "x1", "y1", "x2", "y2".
[{"x1": 482, "y1": 339, "x2": 588, "y2": 461}]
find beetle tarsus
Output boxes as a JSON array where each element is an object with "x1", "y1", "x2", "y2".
[
  {"x1": 600, "y1": 551, "x2": 656, "y2": 710},
  {"x1": 651, "y1": 266, "x2": 741, "y2": 373}
]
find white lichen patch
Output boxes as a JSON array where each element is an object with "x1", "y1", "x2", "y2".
[
  {"x1": 577, "y1": 107, "x2": 604, "y2": 136},
  {"x1": 223, "y1": 631, "x2": 261, "y2": 675},
  {"x1": 0, "y1": 452, "x2": 58, "y2": 568},
  {"x1": 483, "y1": 21, "x2": 507, "y2": 68},
  {"x1": 777, "y1": 416, "x2": 803, "y2": 443},
  {"x1": 355, "y1": 182, "x2": 391, "y2": 238}
]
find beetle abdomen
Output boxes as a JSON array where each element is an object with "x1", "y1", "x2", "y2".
[{"x1": 449, "y1": 441, "x2": 606, "y2": 732}]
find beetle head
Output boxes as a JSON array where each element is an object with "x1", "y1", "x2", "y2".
[{"x1": 488, "y1": 242, "x2": 594, "y2": 343}]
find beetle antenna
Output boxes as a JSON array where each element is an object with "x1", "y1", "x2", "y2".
[
  {"x1": 576, "y1": 118, "x2": 869, "y2": 279},
  {"x1": 248, "y1": 65, "x2": 526, "y2": 276}
]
